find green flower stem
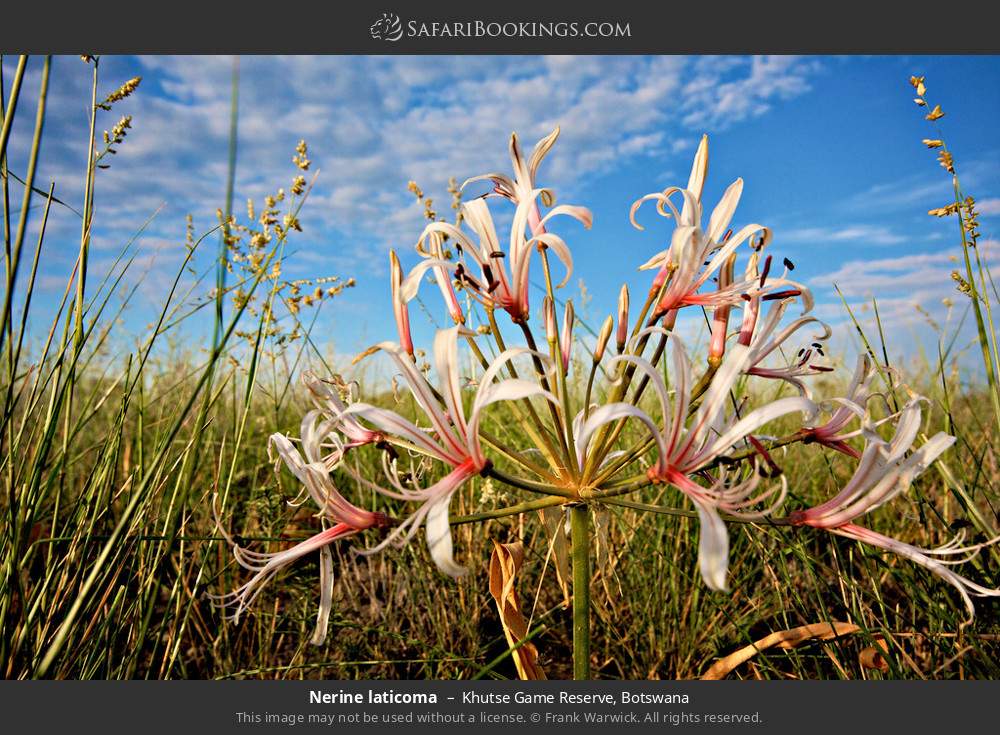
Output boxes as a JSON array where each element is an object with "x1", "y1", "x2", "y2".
[
  {"x1": 485, "y1": 466, "x2": 576, "y2": 497},
  {"x1": 580, "y1": 281, "x2": 671, "y2": 483},
  {"x1": 479, "y1": 429, "x2": 559, "y2": 482},
  {"x1": 583, "y1": 359, "x2": 599, "y2": 420},
  {"x1": 588, "y1": 361, "x2": 722, "y2": 487},
  {"x1": 518, "y1": 319, "x2": 571, "y2": 466},
  {"x1": 587, "y1": 330, "x2": 669, "y2": 473},
  {"x1": 598, "y1": 495, "x2": 793, "y2": 526},
  {"x1": 467, "y1": 326, "x2": 563, "y2": 472},
  {"x1": 537, "y1": 247, "x2": 578, "y2": 474},
  {"x1": 450, "y1": 494, "x2": 566, "y2": 526},
  {"x1": 570, "y1": 503, "x2": 591, "y2": 680}
]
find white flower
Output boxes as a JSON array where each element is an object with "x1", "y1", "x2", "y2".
[
  {"x1": 574, "y1": 331, "x2": 817, "y2": 591},
  {"x1": 789, "y1": 399, "x2": 1000, "y2": 620},
  {"x1": 336, "y1": 326, "x2": 557, "y2": 576}
]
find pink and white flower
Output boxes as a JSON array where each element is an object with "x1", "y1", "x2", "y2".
[
  {"x1": 463, "y1": 127, "x2": 561, "y2": 211},
  {"x1": 631, "y1": 136, "x2": 809, "y2": 320},
  {"x1": 788, "y1": 400, "x2": 1000, "y2": 619},
  {"x1": 574, "y1": 332, "x2": 817, "y2": 591},
  {"x1": 410, "y1": 194, "x2": 591, "y2": 323},
  {"x1": 741, "y1": 292, "x2": 832, "y2": 398},
  {"x1": 404, "y1": 128, "x2": 591, "y2": 323},
  {"x1": 389, "y1": 249, "x2": 414, "y2": 357},
  {"x1": 798, "y1": 354, "x2": 885, "y2": 458},
  {"x1": 297, "y1": 372, "x2": 382, "y2": 469},
  {"x1": 212, "y1": 435, "x2": 387, "y2": 645},
  {"x1": 335, "y1": 326, "x2": 557, "y2": 577}
]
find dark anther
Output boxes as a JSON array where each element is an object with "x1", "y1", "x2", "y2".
[
  {"x1": 759, "y1": 255, "x2": 773, "y2": 287},
  {"x1": 376, "y1": 439, "x2": 398, "y2": 461},
  {"x1": 749, "y1": 435, "x2": 782, "y2": 478},
  {"x1": 762, "y1": 289, "x2": 801, "y2": 301}
]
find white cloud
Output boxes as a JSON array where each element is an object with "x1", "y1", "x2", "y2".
[
  {"x1": 3, "y1": 55, "x2": 823, "y2": 274},
  {"x1": 808, "y1": 241, "x2": 1000, "y2": 340},
  {"x1": 809, "y1": 247, "x2": 992, "y2": 294},
  {"x1": 679, "y1": 56, "x2": 820, "y2": 129},
  {"x1": 840, "y1": 176, "x2": 952, "y2": 213},
  {"x1": 978, "y1": 197, "x2": 1000, "y2": 216},
  {"x1": 780, "y1": 224, "x2": 907, "y2": 246}
]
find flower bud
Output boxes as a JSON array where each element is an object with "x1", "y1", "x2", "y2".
[
  {"x1": 560, "y1": 300, "x2": 574, "y2": 372},
  {"x1": 709, "y1": 253, "x2": 737, "y2": 365},
  {"x1": 616, "y1": 284, "x2": 630, "y2": 353},
  {"x1": 682, "y1": 134, "x2": 709, "y2": 223},
  {"x1": 738, "y1": 256, "x2": 762, "y2": 347},
  {"x1": 389, "y1": 250, "x2": 414, "y2": 358},
  {"x1": 543, "y1": 296, "x2": 557, "y2": 345},
  {"x1": 594, "y1": 315, "x2": 614, "y2": 363}
]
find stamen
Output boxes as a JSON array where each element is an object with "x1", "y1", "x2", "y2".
[
  {"x1": 748, "y1": 435, "x2": 782, "y2": 477},
  {"x1": 762, "y1": 289, "x2": 801, "y2": 301},
  {"x1": 759, "y1": 255, "x2": 773, "y2": 287}
]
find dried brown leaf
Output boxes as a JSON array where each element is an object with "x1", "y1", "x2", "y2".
[
  {"x1": 701, "y1": 622, "x2": 860, "y2": 680},
  {"x1": 859, "y1": 636, "x2": 890, "y2": 672},
  {"x1": 488, "y1": 540, "x2": 546, "y2": 680}
]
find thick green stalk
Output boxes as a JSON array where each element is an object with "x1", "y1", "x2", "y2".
[{"x1": 570, "y1": 503, "x2": 591, "y2": 680}]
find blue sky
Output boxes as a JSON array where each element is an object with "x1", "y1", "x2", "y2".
[{"x1": 4, "y1": 55, "x2": 1000, "y2": 368}]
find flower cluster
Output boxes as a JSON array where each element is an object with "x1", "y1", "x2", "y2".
[{"x1": 216, "y1": 128, "x2": 999, "y2": 645}]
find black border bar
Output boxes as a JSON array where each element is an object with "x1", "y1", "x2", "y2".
[{"x1": 3, "y1": 1, "x2": 1000, "y2": 54}]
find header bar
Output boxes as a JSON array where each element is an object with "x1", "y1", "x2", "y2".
[{"x1": 4, "y1": 2, "x2": 1000, "y2": 54}]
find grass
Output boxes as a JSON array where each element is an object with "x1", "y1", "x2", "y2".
[{"x1": 1, "y1": 56, "x2": 999, "y2": 680}]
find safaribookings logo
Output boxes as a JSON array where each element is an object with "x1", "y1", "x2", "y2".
[
  {"x1": 369, "y1": 14, "x2": 631, "y2": 41},
  {"x1": 370, "y1": 13, "x2": 404, "y2": 42}
]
